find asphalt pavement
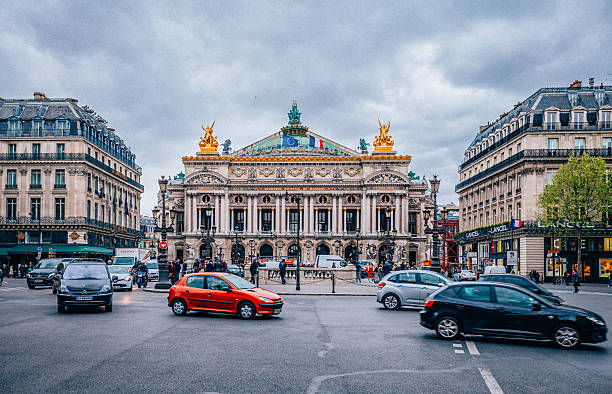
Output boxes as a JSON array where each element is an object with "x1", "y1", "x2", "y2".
[{"x1": 0, "y1": 278, "x2": 610, "y2": 393}]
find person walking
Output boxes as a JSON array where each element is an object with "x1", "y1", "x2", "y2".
[
  {"x1": 355, "y1": 261, "x2": 362, "y2": 283},
  {"x1": 0, "y1": 265, "x2": 4, "y2": 286},
  {"x1": 206, "y1": 260, "x2": 214, "y2": 272},
  {"x1": 608, "y1": 274, "x2": 612, "y2": 287},
  {"x1": 565, "y1": 270, "x2": 571, "y2": 286},
  {"x1": 572, "y1": 269, "x2": 580, "y2": 293},
  {"x1": 249, "y1": 260, "x2": 259, "y2": 284},
  {"x1": 279, "y1": 259, "x2": 287, "y2": 285},
  {"x1": 534, "y1": 271, "x2": 540, "y2": 284}
]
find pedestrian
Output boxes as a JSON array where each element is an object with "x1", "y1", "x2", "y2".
[
  {"x1": 279, "y1": 259, "x2": 287, "y2": 285},
  {"x1": 565, "y1": 270, "x2": 571, "y2": 286},
  {"x1": 214, "y1": 259, "x2": 221, "y2": 272},
  {"x1": 355, "y1": 261, "x2": 362, "y2": 283},
  {"x1": 206, "y1": 260, "x2": 214, "y2": 272},
  {"x1": 572, "y1": 269, "x2": 580, "y2": 293},
  {"x1": 249, "y1": 260, "x2": 259, "y2": 284},
  {"x1": 400, "y1": 262, "x2": 407, "y2": 271},
  {"x1": 608, "y1": 274, "x2": 612, "y2": 288},
  {"x1": 220, "y1": 260, "x2": 227, "y2": 272},
  {"x1": 0, "y1": 265, "x2": 4, "y2": 286},
  {"x1": 193, "y1": 259, "x2": 200, "y2": 273},
  {"x1": 534, "y1": 271, "x2": 540, "y2": 284}
]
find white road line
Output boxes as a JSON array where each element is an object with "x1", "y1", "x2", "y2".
[
  {"x1": 479, "y1": 368, "x2": 504, "y2": 394},
  {"x1": 452, "y1": 343, "x2": 462, "y2": 348},
  {"x1": 466, "y1": 341, "x2": 480, "y2": 355},
  {"x1": 454, "y1": 349, "x2": 464, "y2": 354}
]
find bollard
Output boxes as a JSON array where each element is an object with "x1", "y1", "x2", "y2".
[
  {"x1": 332, "y1": 272, "x2": 335, "y2": 294},
  {"x1": 256, "y1": 271, "x2": 260, "y2": 288}
]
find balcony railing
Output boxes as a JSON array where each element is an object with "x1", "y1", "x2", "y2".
[
  {"x1": 0, "y1": 153, "x2": 144, "y2": 191},
  {"x1": 456, "y1": 148, "x2": 612, "y2": 191},
  {"x1": 5, "y1": 184, "x2": 17, "y2": 189},
  {"x1": 515, "y1": 188, "x2": 521, "y2": 195},
  {"x1": 54, "y1": 184, "x2": 66, "y2": 189},
  {"x1": 30, "y1": 184, "x2": 42, "y2": 189},
  {"x1": 0, "y1": 216, "x2": 144, "y2": 237}
]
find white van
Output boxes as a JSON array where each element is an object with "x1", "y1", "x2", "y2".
[
  {"x1": 484, "y1": 265, "x2": 507, "y2": 275},
  {"x1": 315, "y1": 255, "x2": 348, "y2": 268}
]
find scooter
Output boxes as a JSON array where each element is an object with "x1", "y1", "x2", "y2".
[{"x1": 136, "y1": 271, "x2": 148, "y2": 288}]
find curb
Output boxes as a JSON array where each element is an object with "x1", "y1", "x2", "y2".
[{"x1": 142, "y1": 288, "x2": 376, "y2": 296}]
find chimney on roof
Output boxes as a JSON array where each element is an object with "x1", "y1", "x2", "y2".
[
  {"x1": 569, "y1": 80, "x2": 581, "y2": 89},
  {"x1": 67, "y1": 97, "x2": 78, "y2": 103},
  {"x1": 479, "y1": 125, "x2": 488, "y2": 132},
  {"x1": 589, "y1": 78, "x2": 594, "y2": 88},
  {"x1": 33, "y1": 92, "x2": 47, "y2": 100}
]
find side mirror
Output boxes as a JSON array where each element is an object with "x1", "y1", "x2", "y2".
[
  {"x1": 532, "y1": 301, "x2": 542, "y2": 311},
  {"x1": 437, "y1": 283, "x2": 445, "y2": 287},
  {"x1": 112, "y1": 275, "x2": 118, "y2": 282},
  {"x1": 223, "y1": 286, "x2": 232, "y2": 292}
]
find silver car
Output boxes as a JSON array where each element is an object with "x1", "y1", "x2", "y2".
[
  {"x1": 453, "y1": 269, "x2": 477, "y2": 281},
  {"x1": 146, "y1": 260, "x2": 159, "y2": 281},
  {"x1": 107, "y1": 265, "x2": 133, "y2": 291},
  {"x1": 377, "y1": 270, "x2": 450, "y2": 309}
]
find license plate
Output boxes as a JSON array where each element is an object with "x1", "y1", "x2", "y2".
[
  {"x1": 34, "y1": 280, "x2": 43, "y2": 283},
  {"x1": 76, "y1": 296, "x2": 93, "y2": 301},
  {"x1": 273, "y1": 309, "x2": 281, "y2": 314}
]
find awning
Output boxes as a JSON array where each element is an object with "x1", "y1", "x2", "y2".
[
  {"x1": 0, "y1": 247, "x2": 11, "y2": 256},
  {"x1": 7, "y1": 244, "x2": 113, "y2": 255}
]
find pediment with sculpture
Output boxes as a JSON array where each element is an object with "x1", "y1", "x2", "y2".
[
  {"x1": 365, "y1": 171, "x2": 409, "y2": 185},
  {"x1": 184, "y1": 172, "x2": 226, "y2": 185}
]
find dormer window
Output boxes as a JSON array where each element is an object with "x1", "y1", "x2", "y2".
[
  {"x1": 545, "y1": 112, "x2": 557, "y2": 130},
  {"x1": 572, "y1": 111, "x2": 585, "y2": 130},
  {"x1": 58, "y1": 121, "x2": 68, "y2": 136}
]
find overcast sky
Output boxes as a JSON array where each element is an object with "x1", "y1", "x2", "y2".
[{"x1": 1, "y1": 1, "x2": 611, "y2": 214}]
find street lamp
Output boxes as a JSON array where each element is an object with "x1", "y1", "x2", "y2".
[
  {"x1": 440, "y1": 208, "x2": 449, "y2": 269},
  {"x1": 200, "y1": 205, "x2": 217, "y2": 260},
  {"x1": 232, "y1": 225, "x2": 242, "y2": 264},
  {"x1": 154, "y1": 176, "x2": 173, "y2": 289},
  {"x1": 428, "y1": 175, "x2": 442, "y2": 272},
  {"x1": 379, "y1": 208, "x2": 397, "y2": 264},
  {"x1": 352, "y1": 227, "x2": 361, "y2": 263},
  {"x1": 285, "y1": 191, "x2": 302, "y2": 291}
]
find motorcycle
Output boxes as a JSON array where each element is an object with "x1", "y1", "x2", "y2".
[{"x1": 136, "y1": 271, "x2": 148, "y2": 288}]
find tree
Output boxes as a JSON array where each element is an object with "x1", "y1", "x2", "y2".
[{"x1": 538, "y1": 154, "x2": 611, "y2": 278}]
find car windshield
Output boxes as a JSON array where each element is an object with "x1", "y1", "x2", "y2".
[
  {"x1": 35, "y1": 260, "x2": 61, "y2": 269},
  {"x1": 224, "y1": 274, "x2": 256, "y2": 289},
  {"x1": 113, "y1": 257, "x2": 133, "y2": 265},
  {"x1": 63, "y1": 264, "x2": 108, "y2": 280},
  {"x1": 107, "y1": 266, "x2": 129, "y2": 274},
  {"x1": 528, "y1": 280, "x2": 552, "y2": 295},
  {"x1": 146, "y1": 262, "x2": 158, "y2": 269}
]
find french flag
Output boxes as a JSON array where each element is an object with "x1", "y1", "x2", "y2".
[
  {"x1": 511, "y1": 219, "x2": 523, "y2": 228},
  {"x1": 309, "y1": 136, "x2": 323, "y2": 149}
]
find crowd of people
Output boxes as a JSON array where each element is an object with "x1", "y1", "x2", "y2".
[{"x1": 0, "y1": 262, "x2": 35, "y2": 279}]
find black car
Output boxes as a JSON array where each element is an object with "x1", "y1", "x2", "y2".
[
  {"x1": 56, "y1": 261, "x2": 114, "y2": 313},
  {"x1": 26, "y1": 258, "x2": 72, "y2": 289},
  {"x1": 479, "y1": 274, "x2": 565, "y2": 305},
  {"x1": 419, "y1": 282, "x2": 607, "y2": 349}
]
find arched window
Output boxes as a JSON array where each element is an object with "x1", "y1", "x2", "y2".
[
  {"x1": 259, "y1": 244, "x2": 273, "y2": 257},
  {"x1": 287, "y1": 244, "x2": 301, "y2": 258},
  {"x1": 316, "y1": 244, "x2": 330, "y2": 256}
]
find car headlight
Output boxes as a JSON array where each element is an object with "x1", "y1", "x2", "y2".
[
  {"x1": 125, "y1": 276, "x2": 132, "y2": 281},
  {"x1": 58, "y1": 285, "x2": 69, "y2": 294},
  {"x1": 259, "y1": 297, "x2": 274, "y2": 303},
  {"x1": 100, "y1": 285, "x2": 111, "y2": 294},
  {"x1": 26, "y1": 273, "x2": 32, "y2": 278},
  {"x1": 586, "y1": 316, "x2": 605, "y2": 326},
  {"x1": 48, "y1": 273, "x2": 55, "y2": 279}
]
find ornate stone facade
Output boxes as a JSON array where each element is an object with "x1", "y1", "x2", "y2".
[{"x1": 158, "y1": 103, "x2": 431, "y2": 265}]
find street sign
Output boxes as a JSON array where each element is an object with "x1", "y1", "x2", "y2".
[
  {"x1": 37, "y1": 246, "x2": 42, "y2": 252},
  {"x1": 159, "y1": 241, "x2": 168, "y2": 250},
  {"x1": 507, "y1": 251, "x2": 518, "y2": 265}
]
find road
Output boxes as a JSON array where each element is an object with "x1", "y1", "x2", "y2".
[{"x1": 0, "y1": 278, "x2": 610, "y2": 393}]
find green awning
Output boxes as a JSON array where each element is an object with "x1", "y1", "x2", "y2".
[
  {"x1": 8, "y1": 244, "x2": 113, "y2": 255},
  {"x1": 0, "y1": 247, "x2": 11, "y2": 256}
]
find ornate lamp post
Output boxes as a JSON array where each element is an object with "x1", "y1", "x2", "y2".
[
  {"x1": 428, "y1": 175, "x2": 442, "y2": 272},
  {"x1": 352, "y1": 227, "x2": 361, "y2": 263},
  {"x1": 200, "y1": 203, "x2": 217, "y2": 260},
  {"x1": 154, "y1": 176, "x2": 173, "y2": 289},
  {"x1": 232, "y1": 225, "x2": 242, "y2": 264},
  {"x1": 285, "y1": 191, "x2": 302, "y2": 291},
  {"x1": 378, "y1": 207, "x2": 397, "y2": 264},
  {"x1": 440, "y1": 208, "x2": 449, "y2": 268}
]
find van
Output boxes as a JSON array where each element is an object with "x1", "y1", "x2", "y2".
[
  {"x1": 315, "y1": 255, "x2": 348, "y2": 268},
  {"x1": 483, "y1": 265, "x2": 507, "y2": 275}
]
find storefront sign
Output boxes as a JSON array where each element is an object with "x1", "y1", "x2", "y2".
[
  {"x1": 605, "y1": 238, "x2": 612, "y2": 252},
  {"x1": 600, "y1": 259, "x2": 612, "y2": 278},
  {"x1": 507, "y1": 251, "x2": 518, "y2": 265}
]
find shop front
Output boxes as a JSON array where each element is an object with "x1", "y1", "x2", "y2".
[{"x1": 544, "y1": 236, "x2": 612, "y2": 283}]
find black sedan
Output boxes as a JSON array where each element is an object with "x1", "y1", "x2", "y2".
[
  {"x1": 419, "y1": 282, "x2": 607, "y2": 349},
  {"x1": 56, "y1": 261, "x2": 114, "y2": 313},
  {"x1": 479, "y1": 274, "x2": 564, "y2": 305},
  {"x1": 26, "y1": 258, "x2": 72, "y2": 289}
]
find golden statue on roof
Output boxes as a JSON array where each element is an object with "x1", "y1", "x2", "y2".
[
  {"x1": 199, "y1": 121, "x2": 219, "y2": 153},
  {"x1": 373, "y1": 119, "x2": 394, "y2": 152}
]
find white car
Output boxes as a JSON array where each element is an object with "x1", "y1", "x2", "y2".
[
  {"x1": 107, "y1": 265, "x2": 133, "y2": 291},
  {"x1": 453, "y1": 269, "x2": 477, "y2": 281},
  {"x1": 146, "y1": 260, "x2": 159, "y2": 281}
]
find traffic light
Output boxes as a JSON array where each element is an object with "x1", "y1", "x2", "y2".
[{"x1": 139, "y1": 241, "x2": 145, "y2": 248}]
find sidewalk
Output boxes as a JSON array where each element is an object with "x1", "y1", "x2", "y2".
[
  {"x1": 144, "y1": 281, "x2": 379, "y2": 296},
  {"x1": 543, "y1": 282, "x2": 612, "y2": 295}
]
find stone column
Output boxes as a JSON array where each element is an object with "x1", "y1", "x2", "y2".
[
  {"x1": 371, "y1": 195, "x2": 377, "y2": 234},
  {"x1": 253, "y1": 195, "x2": 258, "y2": 233},
  {"x1": 309, "y1": 196, "x2": 315, "y2": 235},
  {"x1": 185, "y1": 194, "x2": 191, "y2": 234},
  {"x1": 395, "y1": 194, "x2": 400, "y2": 231},
  {"x1": 214, "y1": 194, "x2": 220, "y2": 229},
  {"x1": 281, "y1": 196, "x2": 286, "y2": 234},
  {"x1": 331, "y1": 196, "x2": 337, "y2": 234},
  {"x1": 361, "y1": 194, "x2": 368, "y2": 235},
  {"x1": 315, "y1": 208, "x2": 319, "y2": 233},
  {"x1": 230, "y1": 207, "x2": 234, "y2": 232},
  {"x1": 337, "y1": 195, "x2": 343, "y2": 235},
  {"x1": 246, "y1": 196, "x2": 252, "y2": 233},
  {"x1": 224, "y1": 193, "x2": 230, "y2": 234}
]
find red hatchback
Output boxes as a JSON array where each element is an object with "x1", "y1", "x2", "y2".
[{"x1": 168, "y1": 272, "x2": 283, "y2": 319}]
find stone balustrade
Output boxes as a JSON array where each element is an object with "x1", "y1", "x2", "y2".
[{"x1": 255, "y1": 267, "x2": 356, "y2": 285}]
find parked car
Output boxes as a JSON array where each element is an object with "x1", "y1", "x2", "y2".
[
  {"x1": 107, "y1": 265, "x2": 133, "y2": 291},
  {"x1": 479, "y1": 274, "x2": 565, "y2": 305},
  {"x1": 377, "y1": 270, "x2": 451, "y2": 309},
  {"x1": 146, "y1": 260, "x2": 159, "y2": 281},
  {"x1": 453, "y1": 269, "x2": 477, "y2": 281},
  {"x1": 227, "y1": 264, "x2": 245, "y2": 277},
  {"x1": 419, "y1": 282, "x2": 607, "y2": 349},
  {"x1": 315, "y1": 255, "x2": 348, "y2": 268},
  {"x1": 168, "y1": 272, "x2": 283, "y2": 319},
  {"x1": 52, "y1": 258, "x2": 105, "y2": 294},
  {"x1": 56, "y1": 261, "x2": 114, "y2": 313},
  {"x1": 484, "y1": 265, "x2": 507, "y2": 275},
  {"x1": 27, "y1": 258, "x2": 71, "y2": 289}
]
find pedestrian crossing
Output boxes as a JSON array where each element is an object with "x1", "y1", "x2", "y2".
[{"x1": 0, "y1": 286, "x2": 29, "y2": 292}]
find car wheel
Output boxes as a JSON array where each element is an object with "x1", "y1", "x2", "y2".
[
  {"x1": 382, "y1": 294, "x2": 401, "y2": 310},
  {"x1": 105, "y1": 304, "x2": 113, "y2": 313},
  {"x1": 238, "y1": 301, "x2": 256, "y2": 319},
  {"x1": 57, "y1": 303, "x2": 66, "y2": 313},
  {"x1": 128, "y1": 286, "x2": 133, "y2": 292},
  {"x1": 553, "y1": 324, "x2": 581, "y2": 349},
  {"x1": 28, "y1": 285, "x2": 35, "y2": 289},
  {"x1": 436, "y1": 316, "x2": 461, "y2": 340},
  {"x1": 172, "y1": 299, "x2": 188, "y2": 316}
]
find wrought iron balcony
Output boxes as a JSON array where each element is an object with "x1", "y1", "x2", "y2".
[{"x1": 0, "y1": 216, "x2": 144, "y2": 237}]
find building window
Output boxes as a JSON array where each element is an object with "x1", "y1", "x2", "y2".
[
  {"x1": 94, "y1": 202, "x2": 98, "y2": 221},
  {"x1": 500, "y1": 208, "x2": 505, "y2": 221},
  {"x1": 603, "y1": 137, "x2": 612, "y2": 152},
  {"x1": 545, "y1": 112, "x2": 557, "y2": 130},
  {"x1": 87, "y1": 173, "x2": 92, "y2": 192},
  {"x1": 55, "y1": 169, "x2": 66, "y2": 188},
  {"x1": 6, "y1": 198, "x2": 17, "y2": 221},
  {"x1": 345, "y1": 209, "x2": 357, "y2": 232},
  {"x1": 8, "y1": 121, "x2": 18, "y2": 137},
  {"x1": 574, "y1": 137, "x2": 585, "y2": 153},
  {"x1": 31, "y1": 198, "x2": 41, "y2": 220},
  {"x1": 87, "y1": 200, "x2": 91, "y2": 220},
  {"x1": 58, "y1": 121, "x2": 68, "y2": 136},
  {"x1": 8, "y1": 144, "x2": 16, "y2": 158},
  {"x1": 318, "y1": 195, "x2": 328, "y2": 204},
  {"x1": 94, "y1": 176, "x2": 99, "y2": 193},
  {"x1": 602, "y1": 111, "x2": 611, "y2": 129},
  {"x1": 233, "y1": 209, "x2": 244, "y2": 231},
  {"x1": 34, "y1": 121, "x2": 42, "y2": 137},
  {"x1": 347, "y1": 195, "x2": 357, "y2": 204},
  {"x1": 547, "y1": 138, "x2": 558, "y2": 152},
  {"x1": 6, "y1": 169, "x2": 17, "y2": 188},
  {"x1": 55, "y1": 198, "x2": 65, "y2": 220},
  {"x1": 573, "y1": 112, "x2": 584, "y2": 129},
  {"x1": 32, "y1": 143, "x2": 40, "y2": 158},
  {"x1": 262, "y1": 195, "x2": 271, "y2": 204},
  {"x1": 517, "y1": 203, "x2": 521, "y2": 220},
  {"x1": 289, "y1": 209, "x2": 300, "y2": 232},
  {"x1": 547, "y1": 169, "x2": 557, "y2": 185},
  {"x1": 202, "y1": 195, "x2": 211, "y2": 204},
  {"x1": 262, "y1": 209, "x2": 273, "y2": 231},
  {"x1": 381, "y1": 194, "x2": 391, "y2": 204},
  {"x1": 56, "y1": 143, "x2": 65, "y2": 157},
  {"x1": 30, "y1": 170, "x2": 41, "y2": 188},
  {"x1": 317, "y1": 210, "x2": 329, "y2": 232}
]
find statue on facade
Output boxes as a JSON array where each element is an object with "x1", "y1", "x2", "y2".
[
  {"x1": 222, "y1": 139, "x2": 232, "y2": 154},
  {"x1": 248, "y1": 167, "x2": 257, "y2": 179},
  {"x1": 288, "y1": 100, "x2": 301, "y2": 124},
  {"x1": 366, "y1": 243, "x2": 377, "y2": 259},
  {"x1": 332, "y1": 167, "x2": 342, "y2": 179},
  {"x1": 199, "y1": 121, "x2": 219, "y2": 152},
  {"x1": 276, "y1": 167, "x2": 285, "y2": 179},
  {"x1": 304, "y1": 167, "x2": 314, "y2": 181},
  {"x1": 373, "y1": 119, "x2": 394, "y2": 152},
  {"x1": 359, "y1": 138, "x2": 369, "y2": 154}
]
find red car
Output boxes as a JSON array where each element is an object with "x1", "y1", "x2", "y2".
[{"x1": 168, "y1": 272, "x2": 283, "y2": 319}]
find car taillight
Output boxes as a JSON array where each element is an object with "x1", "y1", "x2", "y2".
[
  {"x1": 424, "y1": 300, "x2": 435, "y2": 308},
  {"x1": 462, "y1": 273, "x2": 465, "y2": 276},
  {"x1": 378, "y1": 282, "x2": 386, "y2": 289}
]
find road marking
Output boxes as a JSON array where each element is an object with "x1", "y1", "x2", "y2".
[
  {"x1": 454, "y1": 349, "x2": 464, "y2": 354},
  {"x1": 452, "y1": 343, "x2": 462, "y2": 348},
  {"x1": 479, "y1": 368, "x2": 504, "y2": 394},
  {"x1": 466, "y1": 341, "x2": 480, "y2": 355}
]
